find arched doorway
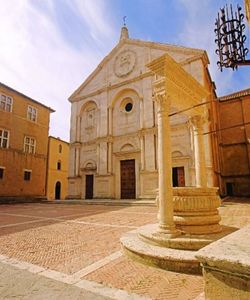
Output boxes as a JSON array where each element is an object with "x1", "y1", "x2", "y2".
[{"x1": 55, "y1": 181, "x2": 61, "y2": 199}]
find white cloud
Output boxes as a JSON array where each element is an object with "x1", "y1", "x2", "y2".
[
  {"x1": 69, "y1": 0, "x2": 115, "y2": 45},
  {"x1": 0, "y1": 0, "x2": 116, "y2": 141}
]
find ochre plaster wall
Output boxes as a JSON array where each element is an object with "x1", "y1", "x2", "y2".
[
  {"x1": 46, "y1": 137, "x2": 69, "y2": 200},
  {"x1": 0, "y1": 84, "x2": 52, "y2": 197}
]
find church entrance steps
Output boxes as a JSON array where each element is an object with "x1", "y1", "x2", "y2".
[{"x1": 51, "y1": 199, "x2": 156, "y2": 206}]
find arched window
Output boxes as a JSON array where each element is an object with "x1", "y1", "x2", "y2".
[
  {"x1": 59, "y1": 144, "x2": 62, "y2": 153},
  {"x1": 57, "y1": 160, "x2": 61, "y2": 170}
]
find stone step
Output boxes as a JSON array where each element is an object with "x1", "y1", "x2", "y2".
[
  {"x1": 0, "y1": 197, "x2": 47, "y2": 204},
  {"x1": 49, "y1": 199, "x2": 156, "y2": 207},
  {"x1": 120, "y1": 227, "x2": 202, "y2": 275}
]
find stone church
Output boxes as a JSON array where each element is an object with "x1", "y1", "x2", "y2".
[{"x1": 68, "y1": 26, "x2": 216, "y2": 200}]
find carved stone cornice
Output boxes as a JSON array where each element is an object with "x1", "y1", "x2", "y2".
[
  {"x1": 70, "y1": 71, "x2": 152, "y2": 103},
  {"x1": 69, "y1": 37, "x2": 207, "y2": 103},
  {"x1": 81, "y1": 140, "x2": 97, "y2": 146},
  {"x1": 70, "y1": 142, "x2": 82, "y2": 148},
  {"x1": 138, "y1": 127, "x2": 157, "y2": 135},
  {"x1": 147, "y1": 54, "x2": 209, "y2": 117}
]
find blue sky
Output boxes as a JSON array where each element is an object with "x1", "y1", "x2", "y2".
[{"x1": 0, "y1": 0, "x2": 249, "y2": 141}]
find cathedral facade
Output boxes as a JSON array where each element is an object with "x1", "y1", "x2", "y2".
[{"x1": 68, "y1": 27, "x2": 216, "y2": 200}]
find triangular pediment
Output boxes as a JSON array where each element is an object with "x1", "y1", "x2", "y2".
[{"x1": 69, "y1": 38, "x2": 208, "y2": 102}]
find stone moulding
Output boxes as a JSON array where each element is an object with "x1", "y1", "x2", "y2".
[{"x1": 172, "y1": 187, "x2": 222, "y2": 235}]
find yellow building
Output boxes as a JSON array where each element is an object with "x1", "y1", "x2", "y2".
[
  {"x1": 0, "y1": 82, "x2": 54, "y2": 199},
  {"x1": 46, "y1": 136, "x2": 69, "y2": 200}
]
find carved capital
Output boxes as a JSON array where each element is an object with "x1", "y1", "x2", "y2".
[
  {"x1": 71, "y1": 141, "x2": 82, "y2": 148},
  {"x1": 107, "y1": 136, "x2": 113, "y2": 143},
  {"x1": 152, "y1": 78, "x2": 165, "y2": 96},
  {"x1": 189, "y1": 115, "x2": 205, "y2": 131}
]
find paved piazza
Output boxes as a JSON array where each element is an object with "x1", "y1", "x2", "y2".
[{"x1": 0, "y1": 198, "x2": 249, "y2": 299}]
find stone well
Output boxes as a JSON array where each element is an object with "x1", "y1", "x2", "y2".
[
  {"x1": 121, "y1": 187, "x2": 235, "y2": 274},
  {"x1": 173, "y1": 187, "x2": 222, "y2": 235}
]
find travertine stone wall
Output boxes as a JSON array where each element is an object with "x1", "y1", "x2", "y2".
[{"x1": 68, "y1": 36, "x2": 216, "y2": 199}]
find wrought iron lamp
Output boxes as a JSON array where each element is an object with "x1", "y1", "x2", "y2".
[{"x1": 215, "y1": 4, "x2": 250, "y2": 71}]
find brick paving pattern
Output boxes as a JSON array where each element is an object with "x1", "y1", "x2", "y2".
[
  {"x1": 0, "y1": 221, "x2": 129, "y2": 274},
  {"x1": 75, "y1": 210, "x2": 157, "y2": 227},
  {"x1": 84, "y1": 256, "x2": 204, "y2": 300},
  {"x1": 0, "y1": 198, "x2": 249, "y2": 299}
]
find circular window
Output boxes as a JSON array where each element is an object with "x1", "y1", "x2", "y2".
[{"x1": 125, "y1": 102, "x2": 133, "y2": 112}]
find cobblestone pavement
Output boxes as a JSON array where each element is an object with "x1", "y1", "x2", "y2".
[{"x1": 0, "y1": 198, "x2": 249, "y2": 299}]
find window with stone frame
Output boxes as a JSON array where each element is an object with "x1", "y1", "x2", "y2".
[
  {"x1": 27, "y1": 105, "x2": 37, "y2": 122},
  {"x1": 24, "y1": 136, "x2": 36, "y2": 154},
  {"x1": 0, "y1": 129, "x2": 9, "y2": 148},
  {"x1": 0, "y1": 94, "x2": 13, "y2": 112}
]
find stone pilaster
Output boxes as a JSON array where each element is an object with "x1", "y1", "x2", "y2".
[
  {"x1": 140, "y1": 97, "x2": 144, "y2": 129},
  {"x1": 76, "y1": 116, "x2": 81, "y2": 142},
  {"x1": 74, "y1": 143, "x2": 81, "y2": 176},
  {"x1": 140, "y1": 134, "x2": 145, "y2": 171},
  {"x1": 107, "y1": 141, "x2": 113, "y2": 173},
  {"x1": 108, "y1": 107, "x2": 113, "y2": 135},
  {"x1": 189, "y1": 115, "x2": 207, "y2": 187}
]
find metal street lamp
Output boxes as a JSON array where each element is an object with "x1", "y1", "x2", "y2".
[{"x1": 215, "y1": 4, "x2": 250, "y2": 71}]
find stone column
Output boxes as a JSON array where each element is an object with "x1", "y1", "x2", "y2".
[
  {"x1": 108, "y1": 107, "x2": 113, "y2": 135},
  {"x1": 140, "y1": 135, "x2": 145, "y2": 171},
  {"x1": 108, "y1": 141, "x2": 112, "y2": 173},
  {"x1": 155, "y1": 93, "x2": 180, "y2": 236},
  {"x1": 189, "y1": 115, "x2": 207, "y2": 187}
]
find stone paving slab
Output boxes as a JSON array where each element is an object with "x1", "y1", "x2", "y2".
[
  {"x1": 219, "y1": 202, "x2": 250, "y2": 228},
  {"x1": 0, "y1": 261, "x2": 111, "y2": 300}
]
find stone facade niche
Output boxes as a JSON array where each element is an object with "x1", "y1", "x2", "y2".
[{"x1": 80, "y1": 101, "x2": 98, "y2": 143}]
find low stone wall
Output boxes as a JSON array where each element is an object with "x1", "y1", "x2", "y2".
[{"x1": 196, "y1": 225, "x2": 250, "y2": 299}]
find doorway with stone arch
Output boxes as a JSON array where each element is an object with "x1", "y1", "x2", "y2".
[{"x1": 55, "y1": 181, "x2": 61, "y2": 199}]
